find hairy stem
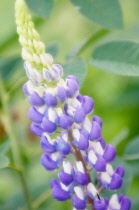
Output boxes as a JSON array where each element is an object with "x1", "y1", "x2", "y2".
[{"x1": 0, "y1": 77, "x2": 32, "y2": 210}]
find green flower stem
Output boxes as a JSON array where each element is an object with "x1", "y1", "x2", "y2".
[
  {"x1": 77, "y1": 29, "x2": 109, "y2": 56},
  {"x1": 0, "y1": 77, "x2": 32, "y2": 210}
]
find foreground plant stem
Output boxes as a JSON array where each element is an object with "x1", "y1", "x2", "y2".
[{"x1": 0, "y1": 77, "x2": 32, "y2": 210}]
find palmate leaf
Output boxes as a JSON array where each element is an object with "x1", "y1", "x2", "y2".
[
  {"x1": 62, "y1": 58, "x2": 87, "y2": 87},
  {"x1": 90, "y1": 41, "x2": 139, "y2": 76},
  {"x1": 70, "y1": 0, "x2": 123, "y2": 29}
]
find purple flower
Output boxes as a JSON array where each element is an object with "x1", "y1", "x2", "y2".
[{"x1": 17, "y1": 11, "x2": 131, "y2": 208}]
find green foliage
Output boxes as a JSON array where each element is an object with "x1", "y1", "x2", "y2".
[
  {"x1": 1, "y1": 0, "x2": 139, "y2": 209},
  {"x1": 25, "y1": 0, "x2": 55, "y2": 18},
  {"x1": 90, "y1": 41, "x2": 139, "y2": 76},
  {"x1": 70, "y1": 0, "x2": 123, "y2": 29},
  {"x1": 0, "y1": 155, "x2": 9, "y2": 169},
  {"x1": 0, "y1": 141, "x2": 10, "y2": 154},
  {"x1": 62, "y1": 58, "x2": 86, "y2": 86},
  {"x1": 46, "y1": 42, "x2": 60, "y2": 58},
  {"x1": 0, "y1": 57, "x2": 21, "y2": 80},
  {"x1": 124, "y1": 136, "x2": 139, "y2": 160}
]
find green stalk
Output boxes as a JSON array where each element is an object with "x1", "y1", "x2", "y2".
[{"x1": 0, "y1": 77, "x2": 32, "y2": 210}]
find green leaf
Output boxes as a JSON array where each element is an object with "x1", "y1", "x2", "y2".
[
  {"x1": 110, "y1": 128, "x2": 129, "y2": 148},
  {"x1": 46, "y1": 42, "x2": 60, "y2": 58},
  {"x1": 0, "y1": 155, "x2": 9, "y2": 169},
  {"x1": 126, "y1": 160, "x2": 139, "y2": 176},
  {"x1": 0, "y1": 57, "x2": 21, "y2": 80},
  {"x1": 70, "y1": 0, "x2": 123, "y2": 29},
  {"x1": 90, "y1": 41, "x2": 139, "y2": 76},
  {"x1": 25, "y1": 0, "x2": 55, "y2": 18},
  {"x1": 62, "y1": 58, "x2": 87, "y2": 86},
  {"x1": 124, "y1": 136, "x2": 139, "y2": 160},
  {"x1": 67, "y1": 29, "x2": 109, "y2": 59},
  {"x1": 0, "y1": 141, "x2": 10, "y2": 154}
]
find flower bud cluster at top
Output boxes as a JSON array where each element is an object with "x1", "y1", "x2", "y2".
[{"x1": 15, "y1": 0, "x2": 131, "y2": 209}]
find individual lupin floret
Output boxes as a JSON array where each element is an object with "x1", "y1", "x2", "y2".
[
  {"x1": 75, "y1": 161, "x2": 89, "y2": 185},
  {"x1": 72, "y1": 129, "x2": 89, "y2": 150},
  {"x1": 40, "y1": 133, "x2": 57, "y2": 153},
  {"x1": 40, "y1": 152, "x2": 63, "y2": 171},
  {"x1": 50, "y1": 178, "x2": 71, "y2": 201},
  {"x1": 59, "y1": 161, "x2": 74, "y2": 185},
  {"x1": 107, "y1": 194, "x2": 131, "y2": 210},
  {"x1": 57, "y1": 131, "x2": 71, "y2": 155},
  {"x1": 98, "y1": 164, "x2": 124, "y2": 190},
  {"x1": 72, "y1": 187, "x2": 87, "y2": 210}
]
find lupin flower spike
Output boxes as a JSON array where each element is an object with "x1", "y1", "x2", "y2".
[{"x1": 15, "y1": 0, "x2": 131, "y2": 209}]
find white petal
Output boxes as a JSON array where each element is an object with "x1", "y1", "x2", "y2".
[
  {"x1": 63, "y1": 161, "x2": 73, "y2": 174},
  {"x1": 74, "y1": 187, "x2": 84, "y2": 200},
  {"x1": 94, "y1": 142, "x2": 104, "y2": 156},
  {"x1": 76, "y1": 161, "x2": 85, "y2": 173},
  {"x1": 109, "y1": 194, "x2": 120, "y2": 210},
  {"x1": 72, "y1": 129, "x2": 80, "y2": 141},
  {"x1": 87, "y1": 183, "x2": 98, "y2": 198},
  {"x1": 100, "y1": 172, "x2": 111, "y2": 184},
  {"x1": 106, "y1": 164, "x2": 114, "y2": 176},
  {"x1": 88, "y1": 150, "x2": 97, "y2": 165}
]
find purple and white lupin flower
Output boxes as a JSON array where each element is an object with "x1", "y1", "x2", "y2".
[
  {"x1": 15, "y1": 0, "x2": 131, "y2": 209},
  {"x1": 22, "y1": 60, "x2": 131, "y2": 210}
]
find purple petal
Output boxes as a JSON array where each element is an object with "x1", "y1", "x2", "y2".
[
  {"x1": 52, "y1": 186, "x2": 71, "y2": 201},
  {"x1": 67, "y1": 79, "x2": 79, "y2": 97},
  {"x1": 67, "y1": 75, "x2": 79, "y2": 85},
  {"x1": 94, "y1": 198, "x2": 106, "y2": 210},
  {"x1": 23, "y1": 83, "x2": 30, "y2": 95},
  {"x1": 57, "y1": 86, "x2": 67, "y2": 102},
  {"x1": 92, "y1": 115, "x2": 102, "y2": 127},
  {"x1": 72, "y1": 195, "x2": 86, "y2": 209},
  {"x1": 120, "y1": 196, "x2": 131, "y2": 210},
  {"x1": 40, "y1": 153, "x2": 58, "y2": 171},
  {"x1": 90, "y1": 121, "x2": 102, "y2": 140},
  {"x1": 103, "y1": 144, "x2": 116, "y2": 162},
  {"x1": 115, "y1": 165, "x2": 125, "y2": 178},
  {"x1": 50, "y1": 178, "x2": 60, "y2": 188},
  {"x1": 78, "y1": 134, "x2": 89, "y2": 150},
  {"x1": 40, "y1": 135, "x2": 57, "y2": 153},
  {"x1": 29, "y1": 92, "x2": 45, "y2": 106},
  {"x1": 75, "y1": 172, "x2": 89, "y2": 185},
  {"x1": 59, "y1": 170, "x2": 74, "y2": 185},
  {"x1": 110, "y1": 173, "x2": 123, "y2": 190},
  {"x1": 57, "y1": 139, "x2": 71, "y2": 155},
  {"x1": 42, "y1": 117, "x2": 57, "y2": 133},
  {"x1": 30, "y1": 123, "x2": 43, "y2": 137},
  {"x1": 59, "y1": 114, "x2": 73, "y2": 129},
  {"x1": 82, "y1": 96, "x2": 94, "y2": 114},
  {"x1": 28, "y1": 106, "x2": 43, "y2": 123},
  {"x1": 44, "y1": 92, "x2": 57, "y2": 107},
  {"x1": 95, "y1": 155, "x2": 106, "y2": 172},
  {"x1": 74, "y1": 106, "x2": 86, "y2": 123},
  {"x1": 97, "y1": 137, "x2": 106, "y2": 149}
]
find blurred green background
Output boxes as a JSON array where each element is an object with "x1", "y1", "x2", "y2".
[{"x1": 0, "y1": 0, "x2": 139, "y2": 209}]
